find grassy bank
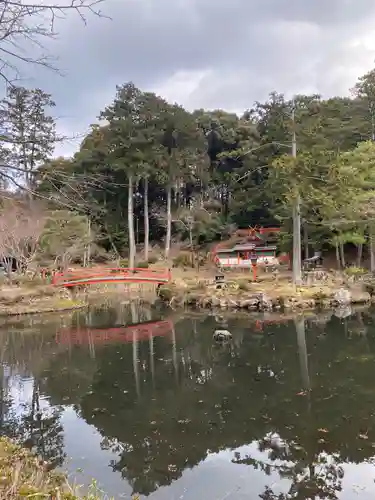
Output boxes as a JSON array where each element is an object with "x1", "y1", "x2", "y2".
[
  {"x1": 0, "y1": 283, "x2": 86, "y2": 316},
  {"x1": 0, "y1": 437, "x2": 110, "y2": 499}
]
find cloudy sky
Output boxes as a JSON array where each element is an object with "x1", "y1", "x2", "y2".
[{"x1": 24, "y1": 0, "x2": 375, "y2": 155}]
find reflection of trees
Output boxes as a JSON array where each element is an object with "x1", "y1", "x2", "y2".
[
  {"x1": 4, "y1": 307, "x2": 375, "y2": 498},
  {"x1": 22, "y1": 378, "x2": 65, "y2": 469},
  {"x1": 234, "y1": 318, "x2": 345, "y2": 499},
  {"x1": 0, "y1": 316, "x2": 69, "y2": 468},
  {"x1": 75, "y1": 316, "x2": 307, "y2": 495},
  {"x1": 72, "y1": 312, "x2": 375, "y2": 497}
]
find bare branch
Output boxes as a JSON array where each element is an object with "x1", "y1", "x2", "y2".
[
  {"x1": 0, "y1": 0, "x2": 109, "y2": 85},
  {"x1": 0, "y1": 197, "x2": 46, "y2": 273}
]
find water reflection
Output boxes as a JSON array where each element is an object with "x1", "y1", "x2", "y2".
[{"x1": 1, "y1": 307, "x2": 375, "y2": 498}]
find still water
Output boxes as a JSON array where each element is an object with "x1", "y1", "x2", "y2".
[{"x1": 1, "y1": 304, "x2": 375, "y2": 499}]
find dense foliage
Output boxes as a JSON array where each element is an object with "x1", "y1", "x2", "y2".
[{"x1": 4, "y1": 67, "x2": 375, "y2": 270}]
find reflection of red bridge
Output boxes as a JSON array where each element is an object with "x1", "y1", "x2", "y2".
[
  {"x1": 56, "y1": 319, "x2": 174, "y2": 345},
  {"x1": 52, "y1": 267, "x2": 171, "y2": 287},
  {"x1": 254, "y1": 318, "x2": 289, "y2": 332}
]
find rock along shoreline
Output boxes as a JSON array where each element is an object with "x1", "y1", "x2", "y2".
[{"x1": 159, "y1": 283, "x2": 373, "y2": 311}]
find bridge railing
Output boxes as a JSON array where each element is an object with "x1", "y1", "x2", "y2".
[
  {"x1": 52, "y1": 267, "x2": 171, "y2": 286},
  {"x1": 56, "y1": 319, "x2": 174, "y2": 344}
]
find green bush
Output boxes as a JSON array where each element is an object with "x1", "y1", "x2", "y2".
[
  {"x1": 119, "y1": 259, "x2": 129, "y2": 268},
  {"x1": 237, "y1": 279, "x2": 251, "y2": 291},
  {"x1": 157, "y1": 285, "x2": 173, "y2": 301},
  {"x1": 137, "y1": 261, "x2": 149, "y2": 268},
  {"x1": 147, "y1": 255, "x2": 158, "y2": 264},
  {"x1": 344, "y1": 266, "x2": 367, "y2": 276},
  {"x1": 313, "y1": 290, "x2": 328, "y2": 304},
  {"x1": 365, "y1": 282, "x2": 375, "y2": 296},
  {"x1": 172, "y1": 252, "x2": 193, "y2": 268}
]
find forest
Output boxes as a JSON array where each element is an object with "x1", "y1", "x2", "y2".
[{"x1": 3, "y1": 65, "x2": 375, "y2": 278}]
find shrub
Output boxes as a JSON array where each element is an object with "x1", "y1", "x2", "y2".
[
  {"x1": 237, "y1": 279, "x2": 251, "y2": 291},
  {"x1": 148, "y1": 255, "x2": 158, "y2": 264},
  {"x1": 172, "y1": 252, "x2": 193, "y2": 268},
  {"x1": 344, "y1": 266, "x2": 367, "y2": 276},
  {"x1": 157, "y1": 285, "x2": 174, "y2": 301},
  {"x1": 313, "y1": 290, "x2": 328, "y2": 304},
  {"x1": 12, "y1": 274, "x2": 45, "y2": 287},
  {"x1": 365, "y1": 282, "x2": 375, "y2": 296},
  {"x1": 119, "y1": 259, "x2": 129, "y2": 268},
  {"x1": 137, "y1": 261, "x2": 149, "y2": 269}
]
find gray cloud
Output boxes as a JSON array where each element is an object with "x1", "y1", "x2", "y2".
[{"x1": 25, "y1": 0, "x2": 375, "y2": 154}]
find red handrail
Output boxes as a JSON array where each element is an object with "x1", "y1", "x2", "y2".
[
  {"x1": 52, "y1": 267, "x2": 171, "y2": 285},
  {"x1": 56, "y1": 319, "x2": 173, "y2": 345}
]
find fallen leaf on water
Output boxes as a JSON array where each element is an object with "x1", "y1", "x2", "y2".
[
  {"x1": 296, "y1": 391, "x2": 306, "y2": 396},
  {"x1": 318, "y1": 428, "x2": 329, "y2": 433},
  {"x1": 359, "y1": 434, "x2": 369, "y2": 440}
]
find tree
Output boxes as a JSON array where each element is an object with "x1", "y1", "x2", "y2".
[
  {"x1": 0, "y1": 198, "x2": 46, "y2": 277},
  {"x1": 160, "y1": 104, "x2": 205, "y2": 258},
  {"x1": 98, "y1": 84, "x2": 177, "y2": 267},
  {"x1": 0, "y1": 86, "x2": 56, "y2": 189},
  {"x1": 0, "y1": 0, "x2": 105, "y2": 86},
  {"x1": 195, "y1": 109, "x2": 258, "y2": 219},
  {"x1": 34, "y1": 68, "x2": 375, "y2": 269},
  {"x1": 132, "y1": 92, "x2": 171, "y2": 262},
  {"x1": 99, "y1": 83, "x2": 144, "y2": 268},
  {"x1": 352, "y1": 67, "x2": 375, "y2": 141},
  {"x1": 333, "y1": 141, "x2": 375, "y2": 269},
  {"x1": 40, "y1": 210, "x2": 93, "y2": 270},
  {"x1": 267, "y1": 147, "x2": 355, "y2": 272}
]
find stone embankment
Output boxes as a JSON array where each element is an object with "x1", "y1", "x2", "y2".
[{"x1": 158, "y1": 278, "x2": 373, "y2": 311}]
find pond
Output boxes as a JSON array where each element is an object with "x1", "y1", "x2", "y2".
[{"x1": 1, "y1": 304, "x2": 375, "y2": 499}]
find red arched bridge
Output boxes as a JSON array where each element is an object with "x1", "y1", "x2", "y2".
[
  {"x1": 52, "y1": 267, "x2": 171, "y2": 287},
  {"x1": 56, "y1": 319, "x2": 173, "y2": 345}
]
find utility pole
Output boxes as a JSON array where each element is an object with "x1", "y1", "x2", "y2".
[{"x1": 291, "y1": 98, "x2": 302, "y2": 285}]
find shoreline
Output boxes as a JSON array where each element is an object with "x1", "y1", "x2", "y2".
[
  {"x1": 0, "y1": 284, "x2": 88, "y2": 317},
  {"x1": 158, "y1": 275, "x2": 374, "y2": 311},
  {"x1": 0, "y1": 437, "x2": 103, "y2": 499},
  {"x1": 0, "y1": 299, "x2": 86, "y2": 316},
  {"x1": 1, "y1": 271, "x2": 374, "y2": 316},
  {"x1": 0, "y1": 281, "x2": 160, "y2": 317}
]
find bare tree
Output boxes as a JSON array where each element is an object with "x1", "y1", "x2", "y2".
[
  {"x1": 0, "y1": 198, "x2": 46, "y2": 277},
  {"x1": 0, "y1": 0, "x2": 106, "y2": 86}
]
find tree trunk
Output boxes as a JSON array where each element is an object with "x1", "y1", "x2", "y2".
[
  {"x1": 339, "y1": 242, "x2": 346, "y2": 268},
  {"x1": 295, "y1": 317, "x2": 310, "y2": 391},
  {"x1": 357, "y1": 243, "x2": 363, "y2": 267},
  {"x1": 165, "y1": 183, "x2": 172, "y2": 259},
  {"x1": 335, "y1": 242, "x2": 341, "y2": 269},
  {"x1": 175, "y1": 178, "x2": 180, "y2": 208},
  {"x1": 87, "y1": 218, "x2": 91, "y2": 267},
  {"x1": 370, "y1": 232, "x2": 375, "y2": 272},
  {"x1": 130, "y1": 302, "x2": 140, "y2": 399},
  {"x1": 128, "y1": 174, "x2": 136, "y2": 268},
  {"x1": 144, "y1": 177, "x2": 149, "y2": 262},
  {"x1": 303, "y1": 223, "x2": 309, "y2": 260},
  {"x1": 292, "y1": 194, "x2": 302, "y2": 285}
]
